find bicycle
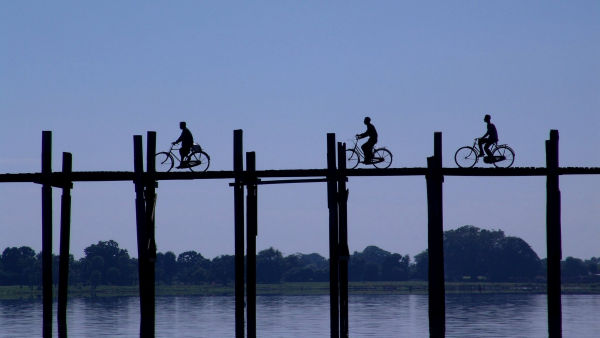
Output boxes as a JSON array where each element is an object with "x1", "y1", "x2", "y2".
[
  {"x1": 454, "y1": 138, "x2": 515, "y2": 168},
  {"x1": 156, "y1": 143, "x2": 210, "y2": 172},
  {"x1": 346, "y1": 136, "x2": 393, "y2": 169}
]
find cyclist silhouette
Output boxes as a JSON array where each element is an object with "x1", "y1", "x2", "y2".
[
  {"x1": 356, "y1": 117, "x2": 378, "y2": 163},
  {"x1": 172, "y1": 121, "x2": 194, "y2": 168},
  {"x1": 478, "y1": 114, "x2": 498, "y2": 158}
]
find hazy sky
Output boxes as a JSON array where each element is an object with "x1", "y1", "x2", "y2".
[{"x1": 1, "y1": 1, "x2": 599, "y2": 261}]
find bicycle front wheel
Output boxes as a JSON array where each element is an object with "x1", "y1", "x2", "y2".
[
  {"x1": 492, "y1": 146, "x2": 515, "y2": 168},
  {"x1": 373, "y1": 148, "x2": 393, "y2": 168},
  {"x1": 156, "y1": 152, "x2": 174, "y2": 172},
  {"x1": 454, "y1": 146, "x2": 478, "y2": 168},
  {"x1": 188, "y1": 151, "x2": 210, "y2": 172},
  {"x1": 346, "y1": 149, "x2": 360, "y2": 169}
]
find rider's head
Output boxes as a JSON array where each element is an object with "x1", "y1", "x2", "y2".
[
  {"x1": 180, "y1": 121, "x2": 187, "y2": 129},
  {"x1": 364, "y1": 117, "x2": 371, "y2": 125},
  {"x1": 484, "y1": 114, "x2": 491, "y2": 123}
]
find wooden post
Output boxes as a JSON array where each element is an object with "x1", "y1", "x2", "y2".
[
  {"x1": 246, "y1": 152, "x2": 257, "y2": 338},
  {"x1": 233, "y1": 129, "x2": 245, "y2": 338},
  {"x1": 58, "y1": 152, "x2": 73, "y2": 338},
  {"x1": 337, "y1": 142, "x2": 349, "y2": 338},
  {"x1": 133, "y1": 135, "x2": 152, "y2": 337},
  {"x1": 145, "y1": 131, "x2": 157, "y2": 335},
  {"x1": 327, "y1": 133, "x2": 340, "y2": 338},
  {"x1": 546, "y1": 129, "x2": 562, "y2": 337},
  {"x1": 426, "y1": 132, "x2": 445, "y2": 338},
  {"x1": 41, "y1": 131, "x2": 53, "y2": 338}
]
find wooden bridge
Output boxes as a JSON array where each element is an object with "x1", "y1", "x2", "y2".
[{"x1": 1, "y1": 129, "x2": 598, "y2": 338}]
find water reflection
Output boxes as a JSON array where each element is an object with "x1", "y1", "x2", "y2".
[
  {"x1": 1, "y1": 294, "x2": 599, "y2": 337},
  {"x1": 446, "y1": 294, "x2": 547, "y2": 338}
]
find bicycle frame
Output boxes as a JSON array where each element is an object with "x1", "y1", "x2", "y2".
[
  {"x1": 349, "y1": 138, "x2": 365, "y2": 161},
  {"x1": 165, "y1": 144, "x2": 186, "y2": 166},
  {"x1": 471, "y1": 138, "x2": 500, "y2": 156},
  {"x1": 454, "y1": 137, "x2": 514, "y2": 169},
  {"x1": 164, "y1": 144, "x2": 203, "y2": 166},
  {"x1": 347, "y1": 137, "x2": 392, "y2": 168}
]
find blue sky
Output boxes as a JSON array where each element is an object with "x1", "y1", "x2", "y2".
[{"x1": 1, "y1": 1, "x2": 599, "y2": 261}]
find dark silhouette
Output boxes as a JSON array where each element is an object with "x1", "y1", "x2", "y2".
[
  {"x1": 356, "y1": 117, "x2": 378, "y2": 163},
  {"x1": 454, "y1": 118, "x2": 514, "y2": 168},
  {"x1": 4, "y1": 234, "x2": 600, "y2": 287},
  {"x1": 478, "y1": 114, "x2": 498, "y2": 158},
  {"x1": 454, "y1": 137, "x2": 515, "y2": 168},
  {"x1": 172, "y1": 121, "x2": 194, "y2": 168}
]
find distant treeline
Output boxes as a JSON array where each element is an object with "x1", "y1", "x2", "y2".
[{"x1": 1, "y1": 226, "x2": 599, "y2": 287}]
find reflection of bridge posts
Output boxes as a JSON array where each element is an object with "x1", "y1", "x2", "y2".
[
  {"x1": 41, "y1": 131, "x2": 53, "y2": 338},
  {"x1": 58, "y1": 152, "x2": 73, "y2": 338},
  {"x1": 233, "y1": 129, "x2": 245, "y2": 338},
  {"x1": 426, "y1": 132, "x2": 445, "y2": 338},
  {"x1": 246, "y1": 151, "x2": 258, "y2": 338},
  {"x1": 327, "y1": 133, "x2": 340, "y2": 338},
  {"x1": 546, "y1": 130, "x2": 562, "y2": 338}
]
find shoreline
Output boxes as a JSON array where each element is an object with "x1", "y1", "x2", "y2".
[{"x1": 2, "y1": 282, "x2": 600, "y2": 300}]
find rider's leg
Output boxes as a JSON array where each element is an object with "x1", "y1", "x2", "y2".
[
  {"x1": 178, "y1": 146, "x2": 190, "y2": 167},
  {"x1": 483, "y1": 141, "x2": 494, "y2": 157},
  {"x1": 478, "y1": 138, "x2": 486, "y2": 157},
  {"x1": 362, "y1": 140, "x2": 375, "y2": 162}
]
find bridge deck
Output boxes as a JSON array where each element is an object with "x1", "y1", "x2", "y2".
[{"x1": 1, "y1": 167, "x2": 599, "y2": 183}]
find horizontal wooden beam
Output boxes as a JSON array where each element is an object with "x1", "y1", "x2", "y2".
[{"x1": 1, "y1": 167, "x2": 600, "y2": 184}]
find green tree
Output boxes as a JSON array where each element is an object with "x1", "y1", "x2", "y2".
[
  {"x1": 81, "y1": 240, "x2": 134, "y2": 285},
  {"x1": 562, "y1": 257, "x2": 588, "y2": 281},
  {"x1": 177, "y1": 250, "x2": 210, "y2": 284},
  {"x1": 0, "y1": 246, "x2": 37, "y2": 285},
  {"x1": 381, "y1": 254, "x2": 410, "y2": 281},
  {"x1": 413, "y1": 226, "x2": 542, "y2": 282},
  {"x1": 211, "y1": 255, "x2": 234, "y2": 285},
  {"x1": 412, "y1": 250, "x2": 428, "y2": 280},
  {"x1": 156, "y1": 251, "x2": 177, "y2": 285},
  {"x1": 257, "y1": 248, "x2": 284, "y2": 283}
]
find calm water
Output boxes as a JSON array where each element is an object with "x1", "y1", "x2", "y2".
[{"x1": 1, "y1": 294, "x2": 599, "y2": 337}]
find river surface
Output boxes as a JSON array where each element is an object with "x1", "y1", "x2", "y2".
[{"x1": 1, "y1": 294, "x2": 599, "y2": 337}]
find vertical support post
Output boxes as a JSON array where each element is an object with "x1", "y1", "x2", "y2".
[
  {"x1": 58, "y1": 152, "x2": 73, "y2": 338},
  {"x1": 145, "y1": 131, "x2": 157, "y2": 336},
  {"x1": 337, "y1": 142, "x2": 349, "y2": 338},
  {"x1": 546, "y1": 129, "x2": 562, "y2": 338},
  {"x1": 246, "y1": 152, "x2": 257, "y2": 338},
  {"x1": 133, "y1": 135, "x2": 152, "y2": 337},
  {"x1": 326, "y1": 133, "x2": 340, "y2": 338},
  {"x1": 426, "y1": 132, "x2": 445, "y2": 338},
  {"x1": 233, "y1": 129, "x2": 245, "y2": 338},
  {"x1": 41, "y1": 131, "x2": 52, "y2": 338}
]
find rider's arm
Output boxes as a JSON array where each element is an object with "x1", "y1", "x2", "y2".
[{"x1": 172, "y1": 133, "x2": 183, "y2": 145}]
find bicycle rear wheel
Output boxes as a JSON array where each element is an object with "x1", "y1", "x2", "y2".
[
  {"x1": 188, "y1": 150, "x2": 210, "y2": 172},
  {"x1": 346, "y1": 149, "x2": 360, "y2": 169},
  {"x1": 373, "y1": 148, "x2": 392, "y2": 168},
  {"x1": 156, "y1": 152, "x2": 174, "y2": 172},
  {"x1": 492, "y1": 146, "x2": 515, "y2": 168},
  {"x1": 454, "y1": 146, "x2": 478, "y2": 168}
]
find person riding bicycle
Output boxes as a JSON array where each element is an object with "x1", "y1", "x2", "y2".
[
  {"x1": 478, "y1": 114, "x2": 498, "y2": 158},
  {"x1": 356, "y1": 116, "x2": 378, "y2": 164},
  {"x1": 172, "y1": 121, "x2": 194, "y2": 168}
]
